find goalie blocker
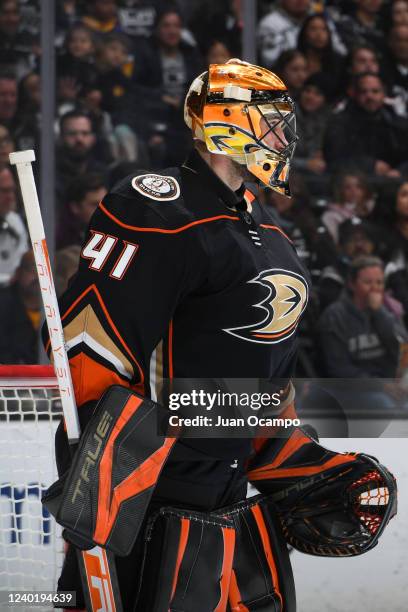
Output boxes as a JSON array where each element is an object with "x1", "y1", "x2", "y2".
[{"x1": 42, "y1": 385, "x2": 177, "y2": 555}]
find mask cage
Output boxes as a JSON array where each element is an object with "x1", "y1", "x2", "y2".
[{"x1": 245, "y1": 101, "x2": 298, "y2": 160}]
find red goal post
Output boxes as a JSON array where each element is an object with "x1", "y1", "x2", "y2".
[
  {"x1": 0, "y1": 365, "x2": 58, "y2": 387},
  {"x1": 0, "y1": 365, "x2": 63, "y2": 605}
]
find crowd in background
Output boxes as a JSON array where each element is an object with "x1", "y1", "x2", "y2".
[{"x1": 1, "y1": 0, "x2": 408, "y2": 395}]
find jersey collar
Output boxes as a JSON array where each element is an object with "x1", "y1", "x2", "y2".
[{"x1": 183, "y1": 148, "x2": 247, "y2": 211}]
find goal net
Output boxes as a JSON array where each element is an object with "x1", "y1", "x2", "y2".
[{"x1": 0, "y1": 366, "x2": 64, "y2": 605}]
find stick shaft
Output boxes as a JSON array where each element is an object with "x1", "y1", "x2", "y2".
[
  {"x1": 10, "y1": 151, "x2": 80, "y2": 442},
  {"x1": 10, "y1": 151, "x2": 123, "y2": 612}
]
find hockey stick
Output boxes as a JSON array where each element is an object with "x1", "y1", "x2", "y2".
[{"x1": 9, "y1": 150, "x2": 123, "y2": 612}]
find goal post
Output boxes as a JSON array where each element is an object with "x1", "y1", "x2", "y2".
[{"x1": 0, "y1": 365, "x2": 63, "y2": 602}]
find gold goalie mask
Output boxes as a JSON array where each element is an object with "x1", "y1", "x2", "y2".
[{"x1": 184, "y1": 59, "x2": 298, "y2": 195}]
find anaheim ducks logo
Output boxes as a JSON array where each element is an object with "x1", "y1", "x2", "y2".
[{"x1": 225, "y1": 269, "x2": 308, "y2": 344}]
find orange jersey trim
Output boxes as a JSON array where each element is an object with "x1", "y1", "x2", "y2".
[
  {"x1": 253, "y1": 318, "x2": 300, "y2": 340},
  {"x1": 259, "y1": 224, "x2": 292, "y2": 242},
  {"x1": 244, "y1": 188, "x2": 256, "y2": 207},
  {"x1": 68, "y1": 353, "x2": 130, "y2": 407},
  {"x1": 59, "y1": 284, "x2": 145, "y2": 386},
  {"x1": 99, "y1": 202, "x2": 240, "y2": 234}
]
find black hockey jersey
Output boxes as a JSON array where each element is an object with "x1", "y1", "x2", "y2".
[{"x1": 46, "y1": 150, "x2": 310, "y2": 412}]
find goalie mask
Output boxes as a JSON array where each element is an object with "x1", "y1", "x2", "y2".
[{"x1": 184, "y1": 60, "x2": 298, "y2": 196}]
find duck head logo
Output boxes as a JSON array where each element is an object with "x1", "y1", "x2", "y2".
[{"x1": 225, "y1": 269, "x2": 308, "y2": 344}]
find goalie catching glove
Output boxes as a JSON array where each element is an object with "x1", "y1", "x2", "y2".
[{"x1": 247, "y1": 426, "x2": 397, "y2": 557}]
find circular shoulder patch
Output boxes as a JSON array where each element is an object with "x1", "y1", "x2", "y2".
[{"x1": 131, "y1": 174, "x2": 180, "y2": 202}]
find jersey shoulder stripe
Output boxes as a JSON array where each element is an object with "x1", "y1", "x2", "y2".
[
  {"x1": 100, "y1": 167, "x2": 242, "y2": 233},
  {"x1": 99, "y1": 202, "x2": 240, "y2": 234}
]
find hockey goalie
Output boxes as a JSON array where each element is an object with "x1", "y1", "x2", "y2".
[{"x1": 43, "y1": 59, "x2": 397, "y2": 611}]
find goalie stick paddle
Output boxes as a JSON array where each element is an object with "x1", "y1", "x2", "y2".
[{"x1": 10, "y1": 150, "x2": 123, "y2": 612}]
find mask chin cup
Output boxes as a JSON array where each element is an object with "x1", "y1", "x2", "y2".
[{"x1": 246, "y1": 155, "x2": 291, "y2": 196}]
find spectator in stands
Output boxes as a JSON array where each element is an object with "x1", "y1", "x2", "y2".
[
  {"x1": 390, "y1": 0, "x2": 408, "y2": 27},
  {"x1": 319, "y1": 255, "x2": 401, "y2": 379},
  {"x1": 189, "y1": 0, "x2": 243, "y2": 57},
  {"x1": 0, "y1": 0, "x2": 37, "y2": 79},
  {"x1": 348, "y1": 43, "x2": 381, "y2": 76},
  {"x1": 107, "y1": 159, "x2": 144, "y2": 189},
  {"x1": 384, "y1": 25, "x2": 408, "y2": 118},
  {"x1": 337, "y1": 0, "x2": 386, "y2": 55},
  {"x1": 0, "y1": 250, "x2": 41, "y2": 364},
  {"x1": 13, "y1": 71, "x2": 41, "y2": 152},
  {"x1": 293, "y1": 74, "x2": 330, "y2": 176},
  {"x1": 56, "y1": 111, "x2": 110, "y2": 205},
  {"x1": 318, "y1": 218, "x2": 379, "y2": 310},
  {"x1": 324, "y1": 72, "x2": 408, "y2": 177},
  {"x1": 258, "y1": 0, "x2": 311, "y2": 68},
  {"x1": 56, "y1": 172, "x2": 107, "y2": 250},
  {"x1": 0, "y1": 167, "x2": 28, "y2": 287},
  {"x1": 57, "y1": 24, "x2": 98, "y2": 107},
  {"x1": 383, "y1": 181, "x2": 408, "y2": 322},
  {"x1": 205, "y1": 39, "x2": 233, "y2": 65},
  {"x1": 76, "y1": 83, "x2": 115, "y2": 149},
  {"x1": 0, "y1": 123, "x2": 14, "y2": 170},
  {"x1": 340, "y1": 43, "x2": 381, "y2": 101},
  {"x1": 56, "y1": 0, "x2": 79, "y2": 38},
  {"x1": 92, "y1": 31, "x2": 150, "y2": 161},
  {"x1": 117, "y1": 0, "x2": 162, "y2": 40},
  {"x1": 55, "y1": 172, "x2": 107, "y2": 295},
  {"x1": 55, "y1": 244, "x2": 81, "y2": 297},
  {"x1": 95, "y1": 32, "x2": 132, "y2": 114},
  {"x1": 322, "y1": 171, "x2": 374, "y2": 243},
  {"x1": 132, "y1": 7, "x2": 203, "y2": 165},
  {"x1": 0, "y1": 71, "x2": 18, "y2": 132},
  {"x1": 297, "y1": 14, "x2": 345, "y2": 100},
  {"x1": 65, "y1": 22, "x2": 95, "y2": 63},
  {"x1": 81, "y1": 0, "x2": 121, "y2": 36},
  {"x1": 273, "y1": 49, "x2": 308, "y2": 100}
]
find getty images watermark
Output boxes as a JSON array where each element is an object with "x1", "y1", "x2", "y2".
[{"x1": 167, "y1": 390, "x2": 300, "y2": 429}]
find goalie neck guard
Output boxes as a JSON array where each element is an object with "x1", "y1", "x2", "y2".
[{"x1": 184, "y1": 60, "x2": 298, "y2": 196}]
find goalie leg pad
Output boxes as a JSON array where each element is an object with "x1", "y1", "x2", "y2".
[
  {"x1": 215, "y1": 495, "x2": 296, "y2": 612},
  {"x1": 42, "y1": 385, "x2": 176, "y2": 556},
  {"x1": 135, "y1": 507, "x2": 235, "y2": 612}
]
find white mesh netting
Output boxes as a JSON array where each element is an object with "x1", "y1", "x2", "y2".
[{"x1": 0, "y1": 366, "x2": 64, "y2": 609}]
